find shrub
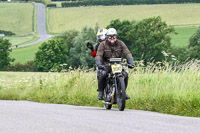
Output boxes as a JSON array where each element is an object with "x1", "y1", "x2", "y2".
[
  {"x1": 47, "y1": 4, "x2": 57, "y2": 8},
  {"x1": 8, "y1": 61, "x2": 38, "y2": 72}
]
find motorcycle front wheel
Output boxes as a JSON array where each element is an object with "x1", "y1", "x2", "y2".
[
  {"x1": 104, "y1": 86, "x2": 112, "y2": 110},
  {"x1": 117, "y1": 77, "x2": 126, "y2": 111}
]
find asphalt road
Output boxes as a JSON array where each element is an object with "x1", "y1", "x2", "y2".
[
  {"x1": 0, "y1": 100, "x2": 200, "y2": 133},
  {"x1": 12, "y1": 3, "x2": 53, "y2": 49}
]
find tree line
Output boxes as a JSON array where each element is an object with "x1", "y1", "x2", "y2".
[
  {"x1": 61, "y1": 0, "x2": 200, "y2": 7},
  {"x1": 1, "y1": 16, "x2": 200, "y2": 71}
]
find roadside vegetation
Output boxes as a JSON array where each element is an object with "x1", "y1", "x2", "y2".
[
  {"x1": 1, "y1": 2, "x2": 200, "y2": 117},
  {"x1": 0, "y1": 61, "x2": 200, "y2": 117}
]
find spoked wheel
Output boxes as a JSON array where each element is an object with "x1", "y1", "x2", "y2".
[
  {"x1": 104, "y1": 86, "x2": 112, "y2": 110},
  {"x1": 117, "y1": 77, "x2": 126, "y2": 111}
]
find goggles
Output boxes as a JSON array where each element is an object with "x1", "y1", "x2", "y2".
[{"x1": 108, "y1": 35, "x2": 116, "y2": 39}]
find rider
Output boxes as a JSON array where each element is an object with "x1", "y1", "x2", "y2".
[
  {"x1": 87, "y1": 28, "x2": 107, "y2": 58},
  {"x1": 95, "y1": 28, "x2": 134, "y2": 100}
]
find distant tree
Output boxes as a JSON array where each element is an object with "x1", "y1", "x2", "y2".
[
  {"x1": 56, "y1": 30, "x2": 79, "y2": 56},
  {"x1": 69, "y1": 27, "x2": 96, "y2": 68},
  {"x1": 127, "y1": 16, "x2": 175, "y2": 63},
  {"x1": 0, "y1": 38, "x2": 14, "y2": 71},
  {"x1": 188, "y1": 28, "x2": 200, "y2": 59},
  {"x1": 34, "y1": 38, "x2": 68, "y2": 72}
]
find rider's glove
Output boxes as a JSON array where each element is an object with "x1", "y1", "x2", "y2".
[
  {"x1": 96, "y1": 59, "x2": 105, "y2": 70},
  {"x1": 87, "y1": 42, "x2": 94, "y2": 51},
  {"x1": 127, "y1": 58, "x2": 134, "y2": 69}
]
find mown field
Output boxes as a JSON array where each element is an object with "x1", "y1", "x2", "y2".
[
  {"x1": 1, "y1": 62, "x2": 200, "y2": 117},
  {"x1": 0, "y1": 3, "x2": 37, "y2": 46},
  {"x1": 0, "y1": 3, "x2": 34, "y2": 35},
  {"x1": 47, "y1": 4, "x2": 200, "y2": 33}
]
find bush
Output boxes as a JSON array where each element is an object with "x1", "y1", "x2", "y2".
[
  {"x1": 47, "y1": 4, "x2": 56, "y2": 8},
  {"x1": 0, "y1": 30, "x2": 15, "y2": 36},
  {"x1": 8, "y1": 61, "x2": 38, "y2": 72}
]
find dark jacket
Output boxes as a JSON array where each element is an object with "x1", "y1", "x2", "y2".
[{"x1": 95, "y1": 39, "x2": 132, "y2": 64}]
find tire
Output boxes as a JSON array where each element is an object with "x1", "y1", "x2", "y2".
[
  {"x1": 105, "y1": 103, "x2": 112, "y2": 110},
  {"x1": 104, "y1": 85, "x2": 112, "y2": 110},
  {"x1": 117, "y1": 77, "x2": 126, "y2": 111}
]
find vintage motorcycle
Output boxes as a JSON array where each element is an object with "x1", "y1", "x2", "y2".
[{"x1": 102, "y1": 58, "x2": 131, "y2": 111}]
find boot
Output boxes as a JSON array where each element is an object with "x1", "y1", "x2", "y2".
[{"x1": 98, "y1": 91, "x2": 104, "y2": 100}]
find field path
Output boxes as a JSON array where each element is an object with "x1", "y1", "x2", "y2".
[
  {"x1": 12, "y1": 3, "x2": 53, "y2": 49},
  {"x1": 0, "y1": 100, "x2": 200, "y2": 133}
]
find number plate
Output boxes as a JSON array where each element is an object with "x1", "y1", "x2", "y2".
[{"x1": 111, "y1": 64, "x2": 122, "y2": 74}]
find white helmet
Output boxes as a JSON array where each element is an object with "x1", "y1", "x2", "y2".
[{"x1": 107, "y1": 28, "x2": 117, "y2": 36}]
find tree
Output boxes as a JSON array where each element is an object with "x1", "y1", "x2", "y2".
[
  {"x1": 188, "y1": 28, "x2": 200, "y2": 59},
  {"x1": 69, "y1": 27, "x2": 96, "y2": 68},
  {"x1": 128, "y1": 16, "x2": 175, "y2": 63},
  {"x1": 0, "y1": 38, "x2": 14, "y2": 71},
  {"x1": 56, "y1": 30, "x2": 79, "y2": 56},
  {"x1": 34, "y1": 38, "x2": 68, "y2": 72}
]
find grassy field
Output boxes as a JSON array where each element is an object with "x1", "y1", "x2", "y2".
[
  {"x1": 0, "y1": 62, "x2": 200, "y2": 117},
  {"x1": 10, "y1": 41, "x2": 42, "y2": 64},
  {"x1": 0, "y1": 3, "x2": 39, "y2": 46},
  {"x1": 47, "y1": 4, "x2": 200, "y2": 33},
  {"x1": 171, "y1": 27, "x2": 199, "y2": 47},
  {"x1": 0, "y1": 3, "x2": 34, "y2": 35}
]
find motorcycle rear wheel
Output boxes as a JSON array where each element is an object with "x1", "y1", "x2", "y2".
[{"x1": 117, "y1": 77, "x2": 126, "y2": 111}]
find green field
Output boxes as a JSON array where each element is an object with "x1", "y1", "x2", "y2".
[
  {"x1": 0, "y1": 3, "x2": 34, "y2": 35},
  {"x1": 0, "y1": 62, "x2": 200, "y2": 117},
  {"x1": 171, "y1": 27, "x2": 199, "y2": 47},
  {"x1": 10, "y1": 41, "x2": 42, "y2": 64},
  {"x1": 48, "y1": 4, "x2": 200, "y2": 33}
]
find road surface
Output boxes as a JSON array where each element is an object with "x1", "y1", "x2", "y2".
[{"x1": 0, "y1": 100, "x2": 200, "y2": 133}]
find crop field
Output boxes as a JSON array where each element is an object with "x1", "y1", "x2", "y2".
[
  {"x1": 0, "y1": 3, "x2": 34, "y2": 35},
  {"x1": 47, "y1": 4, "x2": 200, "y2": 33},
  {"x1": 0, "y1": 62, "x2": 200, "y2": 117}
]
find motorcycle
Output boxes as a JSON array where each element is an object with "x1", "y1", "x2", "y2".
[{"x1": 102, "y1": 58, "x2": 131, "y2": 111}]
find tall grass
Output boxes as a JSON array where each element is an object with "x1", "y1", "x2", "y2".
[{"x1": 0, "y1": 61, "x2": 200, "y2": 117}]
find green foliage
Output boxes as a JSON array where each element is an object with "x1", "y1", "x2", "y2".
[
  {"x1": 0, "y1": 38, "x2": 14, "y2": 71},
  {"x1": 128, "y1": 16, "x2": 175, "y2": 63},
  {"x1": 8, "y1": 61, "x2": 37, "y2": 72},
  {"x1": 0, "y1": 30, "x2": 15, "y2": 36},
  {"x1": 61, "y1": 0, "x2": 200, "y2": 7},
  {"x1": 188, "y1": 28, "x2": 200, "y2": 59},
  {"x1": 1, "y1": 62, "x2": 200, "y2": 116},
  {"x1": 69, "y1": 27, "x2": 96, "y2": 68},
  {"x1": 34, "y1": 38, "x2": 68, "y2": 72},
  {"x1": 56, "y1": 30, "x2": 79, "y2": 55},
  {"x1": 47, "y1": 4, "x2": 57, "y2": 8}
]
